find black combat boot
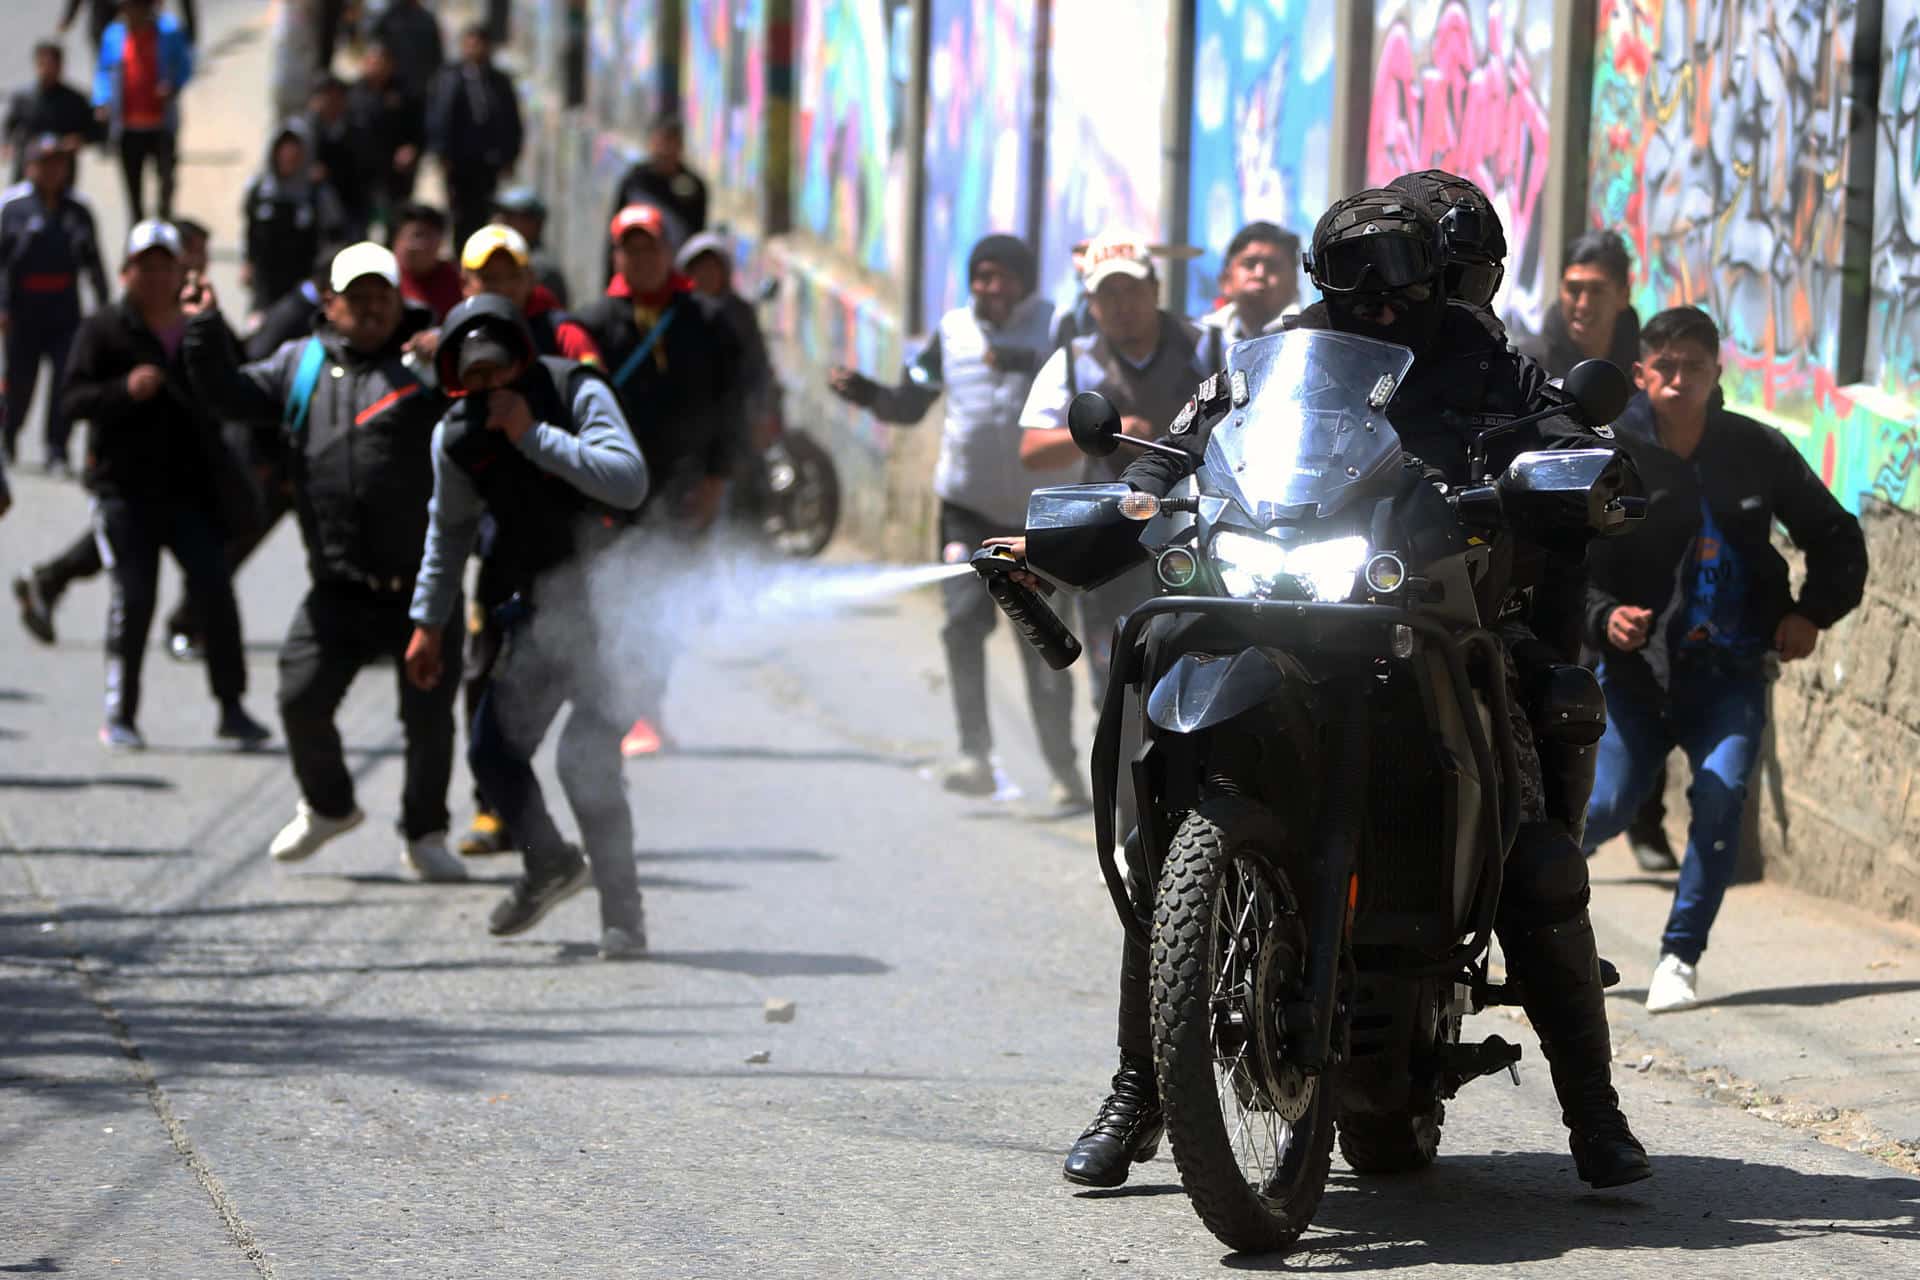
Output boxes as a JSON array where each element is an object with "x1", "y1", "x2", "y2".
[
  {"x1": 1062, "y1": 1055, "x2": 1163, "y2": 1188},
  {"x1": 1509, "y1": 911, "x2": 1652, "y2": 1188}
]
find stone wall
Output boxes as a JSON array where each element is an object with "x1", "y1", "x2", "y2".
[{"x1": 1752, "y1": 505, "x2": 1920, "y2": 922}]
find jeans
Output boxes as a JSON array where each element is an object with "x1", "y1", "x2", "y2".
[
  {"x1": 1583, "y1": 656, "x2": 1769, "y2": 964},
  {"x1": 94, "y1": 496, "x2": 246, "y2": 724},
  {"x1": 279, "y1": 585, "x2": 462, "y2": 839},
  {"x1": 3, "y1": 304, "x2": 79, "y2": 464},
  {"x1": 466, "y1": 554, "x2": 642, "y2": 932},
  {"x1": 119, "y1": 128, "x2": 177, "y2": 223},
  {"x1": 937, "y1": 501, "x2": 1076, "y2": 781}
]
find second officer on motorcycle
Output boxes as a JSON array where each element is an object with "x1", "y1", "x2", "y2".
[{"x1": 1063, "y1": 189, "x2": 1651, "y2": 1193}]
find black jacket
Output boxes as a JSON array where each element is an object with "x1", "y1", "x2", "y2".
[
  {"x1": 185, "y1": 302, "x2": 447, "y2": 596},
  {"x1": 425, "y1": 61, "x2": 521, "y2": 178},
  {"x1": 65, "y1": 0, "x2": 197, "y2": 46},
  {"x1": 1523, "y1": 303, "x2": 1641, "y2": 381},
  {"x1": 4, "y1": 82, "x2": 103, "y2": 180},
  {"x1": 345, "y1": 75, "x2": 424, "y2": 193},
  {"x1": 609, "y1": 161, "x2": 708, "y2": 241},
  {"x1": 0, "y1": 183, "x2": 108, "y2": 309},
  {"x1": 246, "y1": 281, "x2": 325, "y2": 361},
  {"x1": 578, "y1": 286, "x2": 744, "y2": 506},
  {"x1": 63, "y1": 298, "x2": 230, "y2": 514},
  {"x1": 1127, "y1": 302, "x2": 1612, "y2": 659},
  {"x1": 366, "y1": 1, "x2": 445, "y2": 98},
  {"x1": 1585, "y1": 392, "x2": 1867, "y2": 687},
  {"x1": 243, "y1": 124, "x2": 348, "y2": 309}
]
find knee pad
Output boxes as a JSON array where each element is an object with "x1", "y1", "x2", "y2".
[
  {"x1": 1528, "y1": 663, "x2": 1607, "y2": 747},
  {"x1": 1500, "y1": 821, "x2": 1591, "y2": 928}
]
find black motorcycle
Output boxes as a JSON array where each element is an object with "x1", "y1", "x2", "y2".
[{"x1": 978, "y1": 329, "x2": 1638, "y2": 1253}]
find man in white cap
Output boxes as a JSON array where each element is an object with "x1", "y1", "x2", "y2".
[
  {"x1": 182, "y1": 240, "x2": 470, "y2": 880},
  {"x1": 61, "y1": 219, "x2": 269, "y2": 751},
  {"x1": 1018, "y1": 229, "x2": 1209, "y2": 698}
]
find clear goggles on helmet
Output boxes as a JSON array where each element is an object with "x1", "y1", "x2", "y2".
[{"x1": 1311, "y1": 231, "x2": 1439, "y2": 295}]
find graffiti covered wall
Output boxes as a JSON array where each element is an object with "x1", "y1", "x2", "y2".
[
  {"x1": 1589, "y1": 0, "x2": 1918, "y2": 513},
  {"x1": 1367, "y1": 0, "x2": 1555, "y2": 338},
  {"x1": 919, "y1": 0, "x2": 1037, "y2": 324},
  {"x1": 684, "y1": 0, "x2": 769, "y2": 197},
  {"x1": 793, "y1": 0, "x2": 914, "y2": 277},
  {"x1": 1041, "y1": 0, "x2": 1169, "y2": 304},
  {"x1": 1870, "y1": 1, "x2": 1920, "y2": 404},
  {"x1": 1185, "y1": 0, "x2": 1335, "y2": 315}
]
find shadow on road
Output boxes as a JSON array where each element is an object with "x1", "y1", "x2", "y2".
[
  {"x1": 0, "y1": 845, "x2": 190, "y2": 860},
  {"x1": 0, "y1": 774, "x2": 174, "y2": 792},
  {"x1": 1606, "y1": 980, "x2": 1920, "y2": 1010},
  {"x1": 662, "y1": 745, "x2": 921, "y2": 768},
  {"x1": 637, "y1": 847, "x2": 836, "y2": 865},
  {"x1": 1211, "y1": 1153, "x2": 1919, "y2": 1270}
]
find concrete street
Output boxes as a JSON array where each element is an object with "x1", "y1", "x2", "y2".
[{"x1": 3, "y1": 1, "x2": 1918, "y2": 1275}]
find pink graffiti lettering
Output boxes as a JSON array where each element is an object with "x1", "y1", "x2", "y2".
[{"x1": 1367, "y1": 2, "x2": 1551, "y2": 326}]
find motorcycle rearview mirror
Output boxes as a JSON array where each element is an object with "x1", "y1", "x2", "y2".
[
  {"x1": 1063, "y1": 391, "x2": 1200, "y2": 466},
  {"x1": 1067, "y1": 392, "x2": 1123, "y2": 458},
  {"x1": 1562, "y1": 359, "x2": 1631, "y2": 427}
]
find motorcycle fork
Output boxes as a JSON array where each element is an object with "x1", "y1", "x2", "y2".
[{"x1": 1292, "y1": 711, "x2": 1369, "y2": 1072}]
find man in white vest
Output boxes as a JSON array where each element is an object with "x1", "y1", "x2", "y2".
[{"x1": 826, "y1": 235, "x2": 1085, "y2": 808}]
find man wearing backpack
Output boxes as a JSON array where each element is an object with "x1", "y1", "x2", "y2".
[{"x1": 183, "y1": 241, "x2": 471, "y2": 882}]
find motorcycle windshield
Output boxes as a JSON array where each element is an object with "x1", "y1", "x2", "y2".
[{"x1": 1205, "y1": 329, "x2": 1416, "y2": 521}]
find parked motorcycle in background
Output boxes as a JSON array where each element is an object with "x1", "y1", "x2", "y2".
[{"x1": 980, "y1": 330, "x2": 1639, "y2": 1252}]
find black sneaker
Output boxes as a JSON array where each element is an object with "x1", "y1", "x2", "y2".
[
  {"x1": 12, "y1": 573, "x2": 55, "y2": 645},
  {"x1": 488, "y1": 851, "x2": 592, "y2": 937},
  {"x1": 1628, "y1": 827, "x2": 1679, "y2": 874},
  {"x1": 217, "y1": 702, "x2": 272, "y2": 748}
]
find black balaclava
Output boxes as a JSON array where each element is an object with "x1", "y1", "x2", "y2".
[
  {"x1": 437, "y1": 292, "x2": 540, "y2": 400},
  {"x1": 967, "y1": 233, "x2": 1037, "y2": 297},
  {"x1": 1309, "y1": 188, "x2": 1449, "y2": 355},
  {"x1": 1387, "y1": 168, "x2": 1507, "y2": 308}
]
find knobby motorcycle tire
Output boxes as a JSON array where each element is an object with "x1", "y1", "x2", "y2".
[
  {"x1": 1337, "y1": 1102, "x2": 1444, "y2": 1173},
  {"x1": 1152, "y1": 796, "x2": 1336, "y2": 1255}
]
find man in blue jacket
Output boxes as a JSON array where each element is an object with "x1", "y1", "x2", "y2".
[
  {"x1": 93, "y1": 0, "x2": 194, "y2": 222},
  {"x1": 1582, "y1": 306, "x2": 1868, "y2": 1013}
]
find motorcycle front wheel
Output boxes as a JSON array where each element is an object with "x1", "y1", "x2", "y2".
[{"x1": 1153, "y1": 796, "x2": 1336, "y2": 1255}]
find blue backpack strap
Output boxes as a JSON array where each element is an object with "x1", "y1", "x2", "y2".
[
  {"x1": 284, "y1": 337, "x2": 326, "y2": 436},
  {"x1": 611, "y1": 299, "x2": 681, "y2": 390}
]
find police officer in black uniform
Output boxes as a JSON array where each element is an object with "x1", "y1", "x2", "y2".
[{"x1": 1062, "y1": 189, "x2": 1650, "y2": 1193}]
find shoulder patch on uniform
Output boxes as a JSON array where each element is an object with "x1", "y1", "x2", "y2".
[
  {"x1": 1170, "y1": 398, "x2": 1196, "y2": 435},
  {"x1": 1592, "y1": 424, "x2": 1615, "y2": 439}
]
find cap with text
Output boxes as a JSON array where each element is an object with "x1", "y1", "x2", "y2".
[{"x1": 1080, "y1": 231, "x2": 1155, "y2": 291}]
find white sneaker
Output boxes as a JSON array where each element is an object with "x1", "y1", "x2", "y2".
[
  {"x1": 1645, "y1": 953, "x2": 1700, "y2": 1014},
  {"x1": 402, "y1": 832, "x2": 470, "y2": 883},
  {"x1": 269, "y1": 803, "x2": 365, "y2": 862}
]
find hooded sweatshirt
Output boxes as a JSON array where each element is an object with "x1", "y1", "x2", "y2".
[{"x1": 243, "y1": 120, "x2": 346, "y2": 308}]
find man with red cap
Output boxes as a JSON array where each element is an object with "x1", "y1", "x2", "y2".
[{"x1": 578, "y1": 202, "x2": 745, "y2": 756}]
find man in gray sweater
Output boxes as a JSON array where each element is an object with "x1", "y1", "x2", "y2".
[{"x1": 403, "y1": 293, "x2": 651, "y2": 958}]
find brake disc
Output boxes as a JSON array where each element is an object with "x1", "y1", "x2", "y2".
[{"x1": 1250, "y1": 900, "x2": 1315, "y2": 1124}]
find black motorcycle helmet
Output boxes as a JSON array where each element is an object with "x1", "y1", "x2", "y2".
[
  {"x1": 437, "y1": 292, "x2": 538, "y2": 396},
  {"x1": 1387, "y1": 168, "x2": 1507, "y2": 307},
  {"x1": 1307, "y1": 189, "x2": 1449, "y2": 350}
]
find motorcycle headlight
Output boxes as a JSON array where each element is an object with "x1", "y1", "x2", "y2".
[{"x1": 1212, "y1": 531, "x2": 1369, "y2": 602}]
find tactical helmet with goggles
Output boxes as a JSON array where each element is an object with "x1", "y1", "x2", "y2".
[
  {"x1": 1387, "y1": 169, "x2": 1507, "y2": 307},
  {"x1": 1306, "y1": 190, "x2": 1445, "y2": 298}
]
